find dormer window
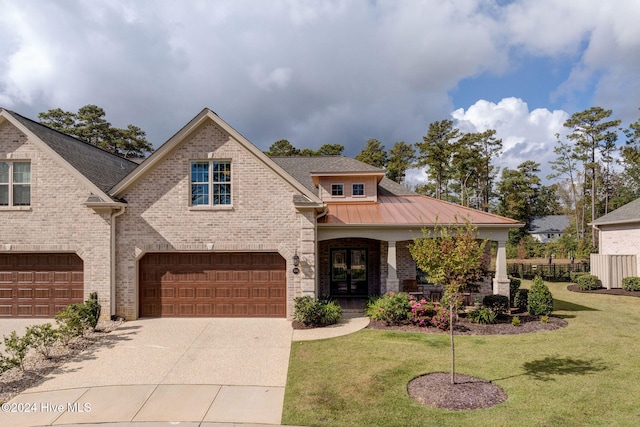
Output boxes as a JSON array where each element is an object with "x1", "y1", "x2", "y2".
[
  {"x1": 352, "y1": 183, "x2": 364, "y2": 197},
  {"x1": 331, "y1": 184, "x2": 344, "y2": 197}
]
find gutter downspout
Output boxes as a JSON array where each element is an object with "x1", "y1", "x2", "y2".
[{"x1": 110, "y1": 206, "x2": 126, "y2": 319}]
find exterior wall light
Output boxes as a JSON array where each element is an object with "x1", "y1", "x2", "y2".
[{"x1": 293, "y1": 250, "x2": 300, "y2": 274}]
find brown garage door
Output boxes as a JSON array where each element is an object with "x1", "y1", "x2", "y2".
[
  {"x1": 0, "y1": 253, "x2": 84, "y2": 317},
  {"x1": 139, "y1": 252, "x2": 286, "y2": 318}
]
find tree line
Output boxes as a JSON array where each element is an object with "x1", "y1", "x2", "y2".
[{"x1": 267, "y1": 106, "x2": 640, "y2": 258}]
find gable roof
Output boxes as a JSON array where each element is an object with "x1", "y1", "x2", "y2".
[
  {"x1": 1, "y1": 109, "x2": 138, "y2": 199},
  {"x1": 111, "y1": 109, "x2": 323, "y2": 206},
  {"x1": 591, "y1": 197, "x2": 640, "y2": 226},
  {"x1": 529, "y1": 215, "x2": 570, "y2": 234}
]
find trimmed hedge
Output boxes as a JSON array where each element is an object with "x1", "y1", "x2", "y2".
[
  {"x1": 576, "y1": 274, "x2": 600, "y2": 290},
  {"x1": 622, "y1": 277, "x2": 640, "y2": 291},
  {"x1": 570, "y1": 271, "x2": 590, "y2": 283},
  {"x1": 293, "y1": 296, "x2": 342, "y2": 327}
]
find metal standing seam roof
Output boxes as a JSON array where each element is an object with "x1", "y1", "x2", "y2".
[
  {"x1": 3, "y1": 110, "x2": 139, "y2": 195},
  {"x1": 319, "y1": 195, "x2": 521, "y2": 226}
]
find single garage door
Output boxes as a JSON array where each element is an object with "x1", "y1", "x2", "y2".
[
  {"x1": 139, "y1": 252, "x2": 286, "y2": 318},
  {"x1": 0, "y1": 253, "x2": 84, "y2": 317}
]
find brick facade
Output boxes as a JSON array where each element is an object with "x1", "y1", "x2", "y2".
[
  {"x1": 0, "y1": 121, "x2": 113, "y2": 313},
  {"x1": 114, "y1": 121, "x2": 316, "y2": 319}
]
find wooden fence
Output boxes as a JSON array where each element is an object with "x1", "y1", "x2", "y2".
[{"x1": 507, "y1": 261, "x2": 590, "y2": 281}]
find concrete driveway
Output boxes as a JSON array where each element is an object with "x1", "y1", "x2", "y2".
[{"x1": 0, "y1": 318, "x2": 293, "y2": 426}]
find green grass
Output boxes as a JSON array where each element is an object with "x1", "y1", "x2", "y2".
[{"x1": 283, "y1": 281, "x2": 640, "y2": 427}]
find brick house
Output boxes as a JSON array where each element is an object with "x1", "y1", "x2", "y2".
[{"x1": 0, "y1": 108, "x2": 521, "y2": 319}]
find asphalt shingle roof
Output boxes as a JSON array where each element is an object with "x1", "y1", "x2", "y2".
[
  {"x1": 591, "y1": 198, "x2": 640, "y2": 225},
  {"x1": 271, "y1": 156, "x2": 416, "y2": 196},
  {"x1": 529, "y1": 215, "x2": 570, "y2": 233},
  {"x1": 5, "y1": 110, "x2": 138, "y2": 196}
]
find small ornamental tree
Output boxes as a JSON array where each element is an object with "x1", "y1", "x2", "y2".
[{"x1": 409, "y1": 219, "x2": 487, "y2": 384}]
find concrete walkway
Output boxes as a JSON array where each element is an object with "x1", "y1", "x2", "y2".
[{"x1": 0, "y1": 315, "x2": 369, "y2": 427}]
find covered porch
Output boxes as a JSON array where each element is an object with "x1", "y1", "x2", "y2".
[{"x1": 316, "y1": 195, "x2": 522, "y2": 303}]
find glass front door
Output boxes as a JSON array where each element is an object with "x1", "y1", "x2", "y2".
[{"x1": 330, "y1": 248, "x2": 368, "y2": 296}]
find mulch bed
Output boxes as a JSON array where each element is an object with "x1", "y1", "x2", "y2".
[
  {"x1": 567, "y1": 284, "x2": 640, "y2": 297},
  {"x1": 408, "y1": 372, "x2": 508, "y2": 410},
  {"x1": 366, "y1": 313, "x2": 567, "y2": 335}
]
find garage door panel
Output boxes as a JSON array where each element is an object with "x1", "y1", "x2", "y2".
[
  {"x1": 0, "y1": 253, "x2": 84, "y2": 318},
  {"x1": 139, "y1": 252, "x2": 286, "y2": 318}
]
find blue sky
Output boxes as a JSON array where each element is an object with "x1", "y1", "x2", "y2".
[{"x1": 1, "y1": 0, "x2": 639, "y2": 185}]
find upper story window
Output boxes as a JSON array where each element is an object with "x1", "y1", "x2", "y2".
[
  {"x1": 0, "y1": 161, "x2": 30, "y2": 207},
  {"x1": 331, "y1": 184, "x2": 344, "y2": 197},
  {"x1": 191, "y1": 160, "x2": 231, "y2": 206},
  {"x1": 352, "y1": 183, "x2": 364, "y2": 196}
]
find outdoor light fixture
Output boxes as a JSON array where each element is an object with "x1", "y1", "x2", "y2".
[{"x1": 293, "y1": 250, "x2": 300, "y2": 274}]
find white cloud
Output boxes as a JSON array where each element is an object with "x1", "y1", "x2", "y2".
[
  {"x1": 451, "y1": 97, "x2": 569, "y2": 181},
  {"x1": 0, "y1": 0, "x2": 638, "y2": 157}
]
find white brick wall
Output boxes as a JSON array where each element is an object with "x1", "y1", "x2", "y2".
[
  {"x1": 599, "y1": 223, "x2": 640, "y2": 273},
  {"x1": 115, "y1": 120, "x2": 316, "y2": 319},
  {"x1": 0, "y1": 121, "x2": 113, "y2": 315}
]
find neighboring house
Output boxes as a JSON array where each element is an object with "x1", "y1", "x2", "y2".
[
  {"x1": 529, "y1": 215, "x2": 570, "y2": 243},
  {"x1": 590, "y1": 198, "x2": 640, "y2": 288},
  {"x1": 0, "y1": 108, "x2": 521, "y2": 319}
]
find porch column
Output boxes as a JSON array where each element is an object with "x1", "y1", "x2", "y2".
[
  {"x1": 387, "y1": 240, "x2": 400, "y2": 293},
  {"x1": 493, "y1": 239, "x2": 510, "y2": 300}
]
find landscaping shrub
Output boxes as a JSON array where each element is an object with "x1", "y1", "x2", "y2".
[
  {"x1": 55, "y1": 293, "x2": 103, "y2": 342},
  {"x1": 293, "y1": 296, "x2": 342, "y2": 327},
  {"x1": 513, "y1": 289, "x2": 529, "y2": 312},
  {"x1": 25, "y1": 323, "x2": 60, "y2": 359},
  {"x1": 510, "y1": 277, "x2": 521, "y2": 304},
  {"x1": 2, "y1": 331, "x2": 31, "y2": 371},
  {"x1": 468, "y1": 306, "x2": 497, "y2": 324},
  {"x1": 365, "y1": 292, "x2": 411, "y2": 325},
  {"x1": 576, "y1": 274, "x2": 600, "y2": 290},
  {"x1": 407, "y1": 298, "x2": 438, "y2": 327},
  {"x1": 482, "y1": 294, "x2": 510, "y2": 316},
  {"x1": 430, "y1": 307, "x2": 452, "y2": 331},
  {"x1": 528, "y1": 276, "x2": 554, "y2": 316},
  {"x1": 511, "y1": 316, "x2": 521, "y2": 326},
  {"x1": 570, "y1": 271, "x2": 589, "y2": 283},
  {"x1": 622, "y1": 277, "x2": 640, "y2": 291}
]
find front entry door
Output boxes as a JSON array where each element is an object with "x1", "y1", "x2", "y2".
[{"x1": 330, "y1": 248, "x2": 368, "y2": 296}]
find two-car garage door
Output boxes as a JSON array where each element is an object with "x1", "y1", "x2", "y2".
[
  {"x1": 139, "y1": 252, "x2": 286, "y2": 318},
  {"x1": 0, "y1": 253, "x2": 84, "y2": 318}
]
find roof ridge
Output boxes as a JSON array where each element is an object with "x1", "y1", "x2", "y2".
[{"x1": 4, "y1": 109, "x2": 140, "y2": 165}]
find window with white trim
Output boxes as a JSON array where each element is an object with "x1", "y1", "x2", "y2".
[
  {"x1": 331, "y1": 184, "x2": 344, "y2": 197},
  {"x1": 352, "y1": 183, "x2": 364, "y2": 196},
  {"x1": 0, "y1": 161, "x2": 30, "y2": 207},
  {"x1": 191, "y1": 160, "x2": 231, "y2": 206}
]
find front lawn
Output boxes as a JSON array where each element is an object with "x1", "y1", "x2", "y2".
[{"x1": 283, "y1": 281, "x2": 640, "y2": 426}]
